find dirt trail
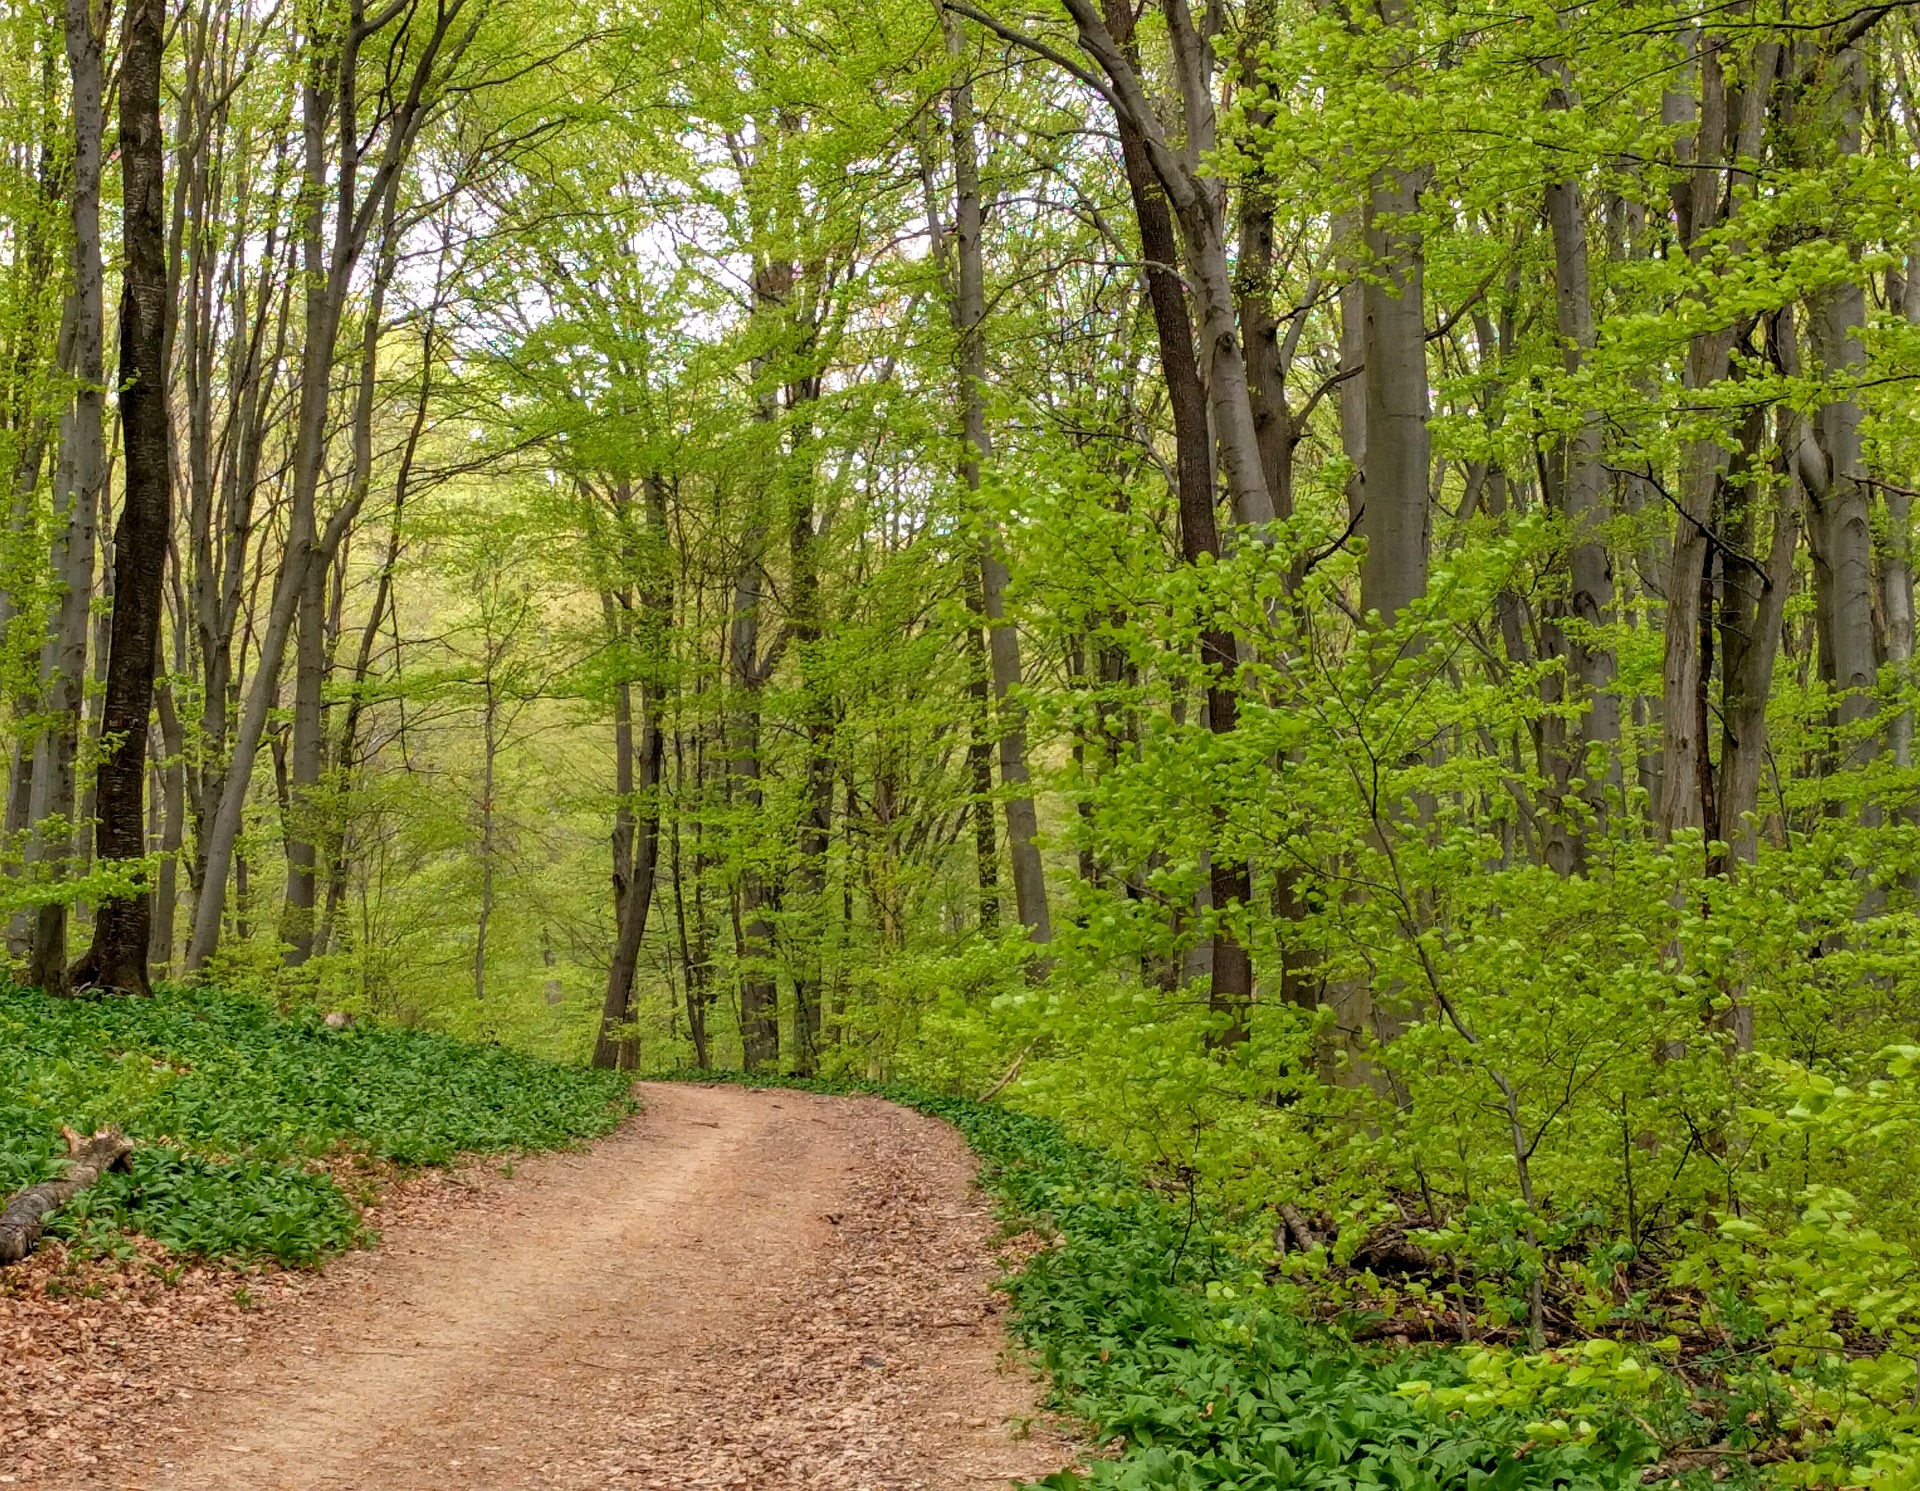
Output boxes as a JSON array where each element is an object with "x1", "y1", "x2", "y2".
[{"x1": 34, "y1": 1083, "x2": 1079, "y2": 1490}]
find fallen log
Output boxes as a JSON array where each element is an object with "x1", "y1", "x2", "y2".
[
  {"x1": 0, "y1": 1126, "x2": 135, "y2": 1264},
  {"x1": 1278, "y1": 1203, "x2": 1325, "y2": 1254}
]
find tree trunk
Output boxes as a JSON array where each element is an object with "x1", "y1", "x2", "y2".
[
  {"x1": 26, "y1": 0, "x2": 107, "y2": 995},
  {"x1": 73, "y1": 0, "x2": 171, "y2": 996},
  {"x1": 595, "y1": 475, "x2": 674, "y2": 1071},
  {"x1": 1804, "y1": 44, "x2": 1874, "y2": 764},
  {"x1": 1060, "y1": 0, "x2": 1274, "y2": 533},
  {"x1": 962, "y1": 560, "x2": 999, "y2": 930},
  {"x1": 1101, "y1": 0, "x2": 1253, "y2": 1038},
  {"x1": 1542, "y1": 80, "x2": 1621, "y2": 859},
  {"x1": 1357, "y1": 168, "x2": 1430, "y2": 625},
  {"x1": 1659, "y1": 35, "x2": 1779, "y2": 837},
  {"x1": 149, "y1": 679, "x2": 186, "y2": 976},
  {"x1": 786, "y1": 421, "x2": 833, "y2": 1075},
  {"x1": 946, "y1": 12, "x2": 1053, "y2": 950}
]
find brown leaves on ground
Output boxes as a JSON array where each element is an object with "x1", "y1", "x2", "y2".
[{"x1": 14, "y1": 1084, "x2": 1082, "y2": 1490}]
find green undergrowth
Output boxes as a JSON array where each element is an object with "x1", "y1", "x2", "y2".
[
  {"x1": 0, "y1": 983, "x2": 633, "y2": 1267},
  {"x1": 671, "y1": 1070, "x2": 1660, "y2": 1490}
]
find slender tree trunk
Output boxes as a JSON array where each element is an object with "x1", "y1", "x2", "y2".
[
  {"x1": 947, "y1": 9, "x2": 1052, "y2": 950},
  {"x1": 1883, "y1": 252, "x2": 1919, "y2": 771},
  {"x1": 1101, "y1": 0, "x2": 1252, "y2": 1037},
  {"x1": 473, "y1": 670, "x2": 496, "y2": 1004},
  {"x1": 595, "y1": 475, "x2": 674, "y2": 1071},
  {"x1": 1542, "y1": 84, "x2": 1621, "y2": 859},
  {"x1": 74, "y1": 0, "x2": 171, "y2": 995},
  {"x1": 962, "y1": 560, "x2": 999, "y2": 929},
  {"x1": 187, "y1": 2, "x2": 472, "y2": 971},
  {"x1": 1659, "y1": 35, "x2": 1779, "y2": 837},
  {"x1": 149, "y1": 679, "x2": 186, "y2": 976},
  {"x1": 26, "y1": 0, "x2": 107, "y2": 994},
  {"x1": 787, "y1": 420, "x2": 833, "y2": 1074},
  {"x1": 669, "y1": 723, "x2": 711, "y2": 1070},
  {"x1": 1719, "y1": 405, "x2": 1798, "y2": 868}
]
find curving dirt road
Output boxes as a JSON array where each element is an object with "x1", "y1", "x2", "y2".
[{"x1": 32, "y1": 1083, "x2": 1079, "y2": 1490}]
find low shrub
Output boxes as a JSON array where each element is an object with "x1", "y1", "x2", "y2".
[{"x1": 0, "y1": 983, "x2": 633, "y2": 1266}]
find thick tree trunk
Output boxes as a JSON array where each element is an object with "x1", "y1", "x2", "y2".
[
  {"x1": 1357, "y1": 170, "x2": 1430, "y2": 625},
  {"x1": 74, "y1": 0, "x2": 171, "y2": 996}
]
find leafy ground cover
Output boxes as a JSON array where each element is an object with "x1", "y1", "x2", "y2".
[
  {"x1": 677, "y1": 1072, "x2": 1671, "y2": 1491},
  {"x1": 0, "y1": 984, "x2": 633, "y2": 1266}
]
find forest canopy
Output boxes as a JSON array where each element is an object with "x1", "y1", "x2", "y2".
[{"x1": 2, "y1": 0, "x2": 1919, "y2": 1480}]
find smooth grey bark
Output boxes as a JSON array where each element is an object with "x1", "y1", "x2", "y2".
[
  {"x1": 25, "y1": 0, "x2": 107, "y2": 994},
  {"x1": 1541, "y1": 73, "x2": 1622, "y2": 860},
  {"x1": 946, "y1": 9, "x2": 1053, "y2": 950},
  {"x1": 1099, "y1": 0, "x2": 1252, "y2": 1036},
  {"x1": 1884, "y1": 251, "x2": 1919, "y2": 771},
  {"x1": 1356, "y1": 169, "x2": 1430, "y2": 625},
  {"x1": 947, "y1": 0, "x2": 1276, "y2": 531},
  {"x1": 1802, "y1": 45, "x2": 1875, "y2": 761},
  {"x1": 1659, "y1": 35, "x2": 1780, "y2": 837}
]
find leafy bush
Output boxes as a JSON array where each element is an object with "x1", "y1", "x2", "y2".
[{"x1": 0, "y1": 983, "x2": 632, "y2": 1266}]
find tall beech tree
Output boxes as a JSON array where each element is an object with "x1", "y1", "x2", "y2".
[{"x1": 73, "y1": 0, "x2": 168, "y2": 994}]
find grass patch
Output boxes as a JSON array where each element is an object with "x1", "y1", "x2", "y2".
[
  {"x1": 1, "y1": 983, "x2": 633, "y2": 1267},
  {"x1": 672, "y1": 1071, "x2": 1657, "y2": 1489}
]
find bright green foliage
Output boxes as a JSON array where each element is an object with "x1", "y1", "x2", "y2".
[
  {"x1": 0, "y1": 984, "x2": 633, "y2": 1264},
  {"x1": 679, "y1": 1074, "x2": 1665, "y2": 1489}
]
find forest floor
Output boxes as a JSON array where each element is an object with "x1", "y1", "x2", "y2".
[{"x1": 13, "y1": 1082, "x2": 1081, "y2": 1490}]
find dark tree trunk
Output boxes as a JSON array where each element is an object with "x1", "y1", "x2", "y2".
[
  {"x1": 74, "y1": 0, "x2": 171, "y2": 997},
  {"x1": 595, "y1": 475, "x2": 674, "y2": 1072},
  {"x1": 1102, "y1": 0, "x2": 1253, "y2": 1041}
]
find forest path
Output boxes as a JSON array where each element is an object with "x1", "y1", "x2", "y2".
[{"x1": 55, "y1": 1083, "x2": 1078, "y2": 1490}]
